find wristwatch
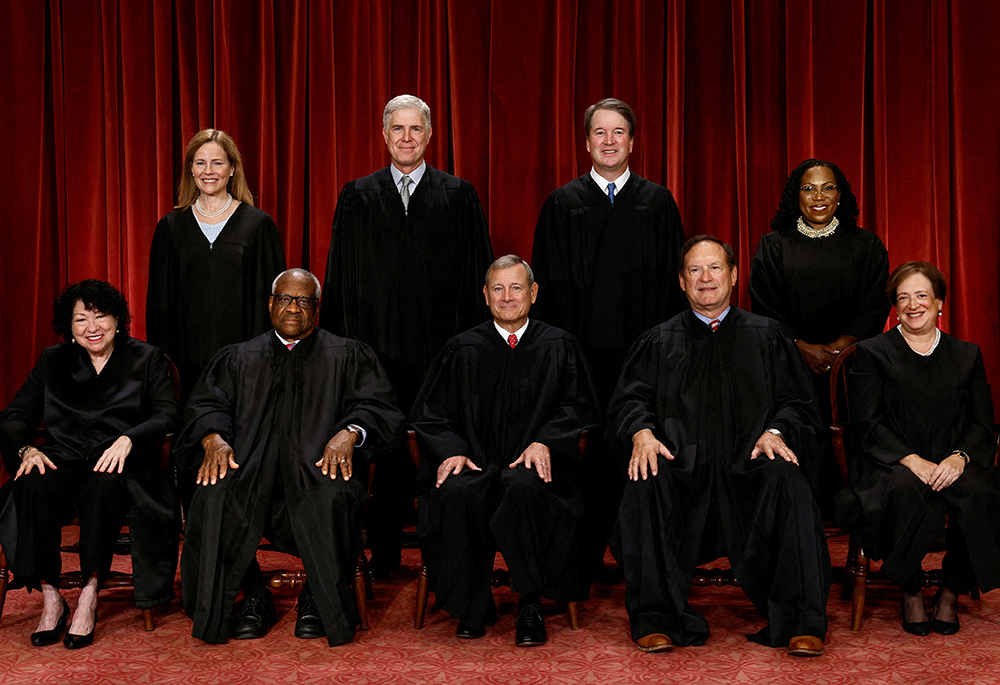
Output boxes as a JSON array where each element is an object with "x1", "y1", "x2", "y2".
[
  {"x1": 951, "y1": 450, "x2": 970, "y2": 465},
  {"x1": 765, "y1": 428, "x2": 783, "y2": 439},
  {"x1": 18, "y1": 445, "x2": 34, "y2": 459}
]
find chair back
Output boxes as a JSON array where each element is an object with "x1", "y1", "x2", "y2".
[{"x1": 828, "y1": 343, "x2": 858, "y2": 488}]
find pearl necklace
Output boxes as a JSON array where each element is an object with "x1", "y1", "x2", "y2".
[
  {"x1": 796, "y1": 215, "x2": 839, "y2": 239},
  {"x1": 195, "y1": 193, "x2": 233, "y2": 219}
]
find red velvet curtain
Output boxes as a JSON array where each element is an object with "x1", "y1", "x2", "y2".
[{"x1": 2, "y1": 0, "x2": 999, "y2": 411}]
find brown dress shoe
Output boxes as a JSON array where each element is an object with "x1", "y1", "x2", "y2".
[
  {"x1": 787, "y1": 635, "x2": 824, "y2": 656},
  {"x1": 636, "y1": 633, "x2": 673, "y2": 653}
]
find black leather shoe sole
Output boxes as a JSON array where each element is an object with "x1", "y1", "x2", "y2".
[{"x1": 31, "y1": 599, "x2": 70, "y2": 647}]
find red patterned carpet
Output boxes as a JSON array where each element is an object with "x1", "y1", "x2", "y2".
[{"x1": 2, "y1": 537, "x2": 999, "y2": 685}]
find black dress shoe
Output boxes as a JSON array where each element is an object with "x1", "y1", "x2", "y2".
[
  {"x1": 515, "y1": 604, "x2": 547, "y2": 647},
  {"x1": 455, "y1": 598, "x2": 497, "y2": 639},
  {"x1": 932, "y1": 588, "x2": 960, "y2": 635},
  {"x1": 901, "y1": 593, "x2": 931, "y2": 636},
  {"x1": 294, "y1": 586, "x2": 325, "y2": 639},
  {"x1": 63, "y1": 611, "x2": 97, "y2": 650},
  {"x1": 31, "y1": 598, "x2": 70, "y2": 647},
  {"x1": 231, "y1": 587, "x2": 275, "y2": 640}
]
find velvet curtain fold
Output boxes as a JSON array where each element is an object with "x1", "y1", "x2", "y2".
[{"x1": 1, "y1": 0, "x2": 998, "y2": 413}]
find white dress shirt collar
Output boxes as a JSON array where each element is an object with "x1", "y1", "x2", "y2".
[
  {"x1": 590, "y1": 167, "x2": 631, "y2": 195},
  {"x1": 494, "y1": 319, "x2": 529, "y2": 345},
  {"x1": 390, "y1": 161, "x2": 427, "y2": 190}
]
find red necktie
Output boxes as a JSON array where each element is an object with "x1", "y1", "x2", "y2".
[
  {"x1": 710, "y1": 319, "x2": 720, "y2": 332},
  {"x1": 508, "y1": 333, "x2": 518, "y2": 348}
]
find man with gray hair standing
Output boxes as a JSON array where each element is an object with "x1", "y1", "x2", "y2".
[{"x1": 320, "y1": 95, "x2": 493, "y2": 577}]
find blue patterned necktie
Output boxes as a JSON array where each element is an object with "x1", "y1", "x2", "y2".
[{"x1": 607, "y1": 182, "x2": 616, "y2": 204}]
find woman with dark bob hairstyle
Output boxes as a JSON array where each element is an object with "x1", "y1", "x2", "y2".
[
  {"x1": 837, "y1": 261, "x2": 1000, "y2": 635},
  {"x1": 147, "y1": 129, "x2": 285, "y2": 400},
  {"x1": 0, "y1": 280, "x2": 179, "y2": 649}
]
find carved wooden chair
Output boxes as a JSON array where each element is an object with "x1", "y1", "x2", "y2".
[
  {"x1": 828, "y1": 343, "x2": 987, "y2": 631},
  {"x1": 407, "y1": 429, "x2": 582, "y2": 631},
  {"x1": 0, "y1": 354, "x2": 181, "y2": 631}
]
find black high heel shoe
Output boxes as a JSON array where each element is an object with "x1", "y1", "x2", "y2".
[
  {"x1": 30, "y1": 598, "x2": 70, "y2": 646},
  {"x1": 64, "y1": 610, "x2": 97, "y2": 649},
  {"x1": 901, "y1": 593, "x2": 932, "y2": 636},
  {"x1": 932, "y1": 587, "x2": 960, "y2": 635}
]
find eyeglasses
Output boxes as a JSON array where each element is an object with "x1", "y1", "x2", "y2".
[
  {"x1": 272, "y1": 293, "x2": 319, "y2": 309},
  {"x1": 799, "y1": 184, "x2": 839, "y2": 197}
]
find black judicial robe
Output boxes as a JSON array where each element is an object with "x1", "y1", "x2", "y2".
[
  {"x1": 147, "y1": 204, "x2": 286, "y2": 399},
  {"x1": 531, "y1": 173, "x2": 685, "y2": 403},
  {"x1": 412, "y1": 320, "x2": 601, "y2": 625},
  {"x1": 608, "y1": 308, "x2": 830, "y2": 646},
  {"x1": 176, "y1": 329, "x2": 404, "y2": 646},
  {"x1": 320, "y1": 165, "x2": 493, "y2": 409},
  {"x1": 837, "y1": 329, "x2": 1000, "y2": 591},
  {"x1": 0, "y1": 338, "x2": 180, "y2": 607},
  {"x1": 749, "y1": 225, "x2": 889, "y2": 345}
]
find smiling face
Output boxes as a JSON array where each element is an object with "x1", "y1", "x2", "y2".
[
  {"x1": 382, "y1": 108, "x2": 431, "y2": 174},
  {"x1": 71, "y1": 300, "x2": 117, "y2": 358},
  {"x1": 269, "y1": 272, "x2": 320, "y2": 340},
  {"x1": 190, "y1": 141, "x2": 234, "y2": 198},
  {"x1": 483, "y1": 265, "x2": 538, "y2": 333},
  {"x1": 679, "y1": 241, "x2": 737, "y2": 318},
  {"x1": 797, "y1": 165, "x2": 841, "y2": 229},
  {"x1": 586, "y1": 108, "x2": 634, "y2": 181},
  {"x1": 895, "y1": 273, "x2": 942, "y2": 337}
]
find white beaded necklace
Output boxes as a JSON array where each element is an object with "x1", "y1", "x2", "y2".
[
  {"x1": 796, "y1": 215, "x2": 839, "y2": 239},
  {"x1": 195, "y1": 193, "x2": 233, "y2": 219}
]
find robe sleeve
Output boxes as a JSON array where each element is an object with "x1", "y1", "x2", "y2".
[
  {"x1": 409, "y1": 344, "x2": 473, "y2": 469},
  {"x1": 248, "y1": 212, "x2": 286, "y2": 338},
  {"x1": 121, "y1": 349, "x2": 180, "y2": 457},
  {"x1": 335, "y1": 341, "x2": 405, "y2": 459},
  {"x1": 452, "y1": 184, "x2": 493, "y2": 334},
  {"x1": 531, "y1": 339, "x2": 601, "y2": 462},
  {"x1": 954, "y1": 346, "x2": 996, "y2": 468},
  {"x1": 173, "y1": 347, "x2": 240, "y2": 474},
  {"x1": 607, "y1": 330, "x2": 665, "y2": 458},
  {"x1": 319, "y1": 183, "x2": 356, "y2": 337},
  {"x1": 848, "y1": 343, "x2": 917, "y2": 465},
  {"x1": 0, "y1": 353, "x2": 47, "y2": 473},
  {"x1": 146, "y1": 215, "x2": 178, "y2": 357},
  {"x1": 843, "y1": 233, "x2": 890, "y2": 340},
  {"x1": 761, "y1": 324, "x2": 826, "y2": 467},
  {"x1": 530, "y1": 192, "x2": 577, "y2": 331},
  {"x1": 748, "y1": 233, "x2": 799, "y2": 338}
]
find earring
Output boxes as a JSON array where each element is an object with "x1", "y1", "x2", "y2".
[{"x1": 938, "y1": 311, "x2": 943, "y2": 317}]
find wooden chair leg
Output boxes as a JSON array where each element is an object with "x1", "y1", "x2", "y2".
[
  {"x1": 972, "y1": 584, "x2": 982, "y2": 601},
  {"x1": 142, "y1": 608, "x2": 154, "y2": 631},
  {"x1": 354, "y1": 562, "x2": 369, "y2": 631},
  {"x1": 851, "y1": 545, "x2": 870, "y2": 631},
  {"x1": 567, "y1": 601, "x2": 580, "y2": 630},
  {"x1": 414, "y1": 565, "x2": 429, "y2": 629}
]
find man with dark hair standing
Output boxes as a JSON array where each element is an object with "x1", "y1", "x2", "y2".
[
  {"x1": 413, "y1": 255, "x2": 600, "y2": 646},
  {"x1": 531, "y1": 98, "x2": 686, "y2": 567},
  {"x1": 609, "y1": 236, "x2": 830, "y2": 656},
  {"x1": 320, "y1": 95, "x2": 494, "y2": 576},
  {"x1": 178, "y1": 268, "x2": 404, "y2": 647}
]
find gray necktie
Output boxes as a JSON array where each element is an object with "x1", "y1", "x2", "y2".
[
  {"x1": 400, "y1": 175, "x2": 412, "y2": 212},
  {"x1": 607, "y1": 182, "x2": 616, "y2": 204}
]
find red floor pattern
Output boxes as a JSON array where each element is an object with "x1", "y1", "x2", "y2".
[{"x1": 1, "y1": 537, "x2": 999, "y2": 685}]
